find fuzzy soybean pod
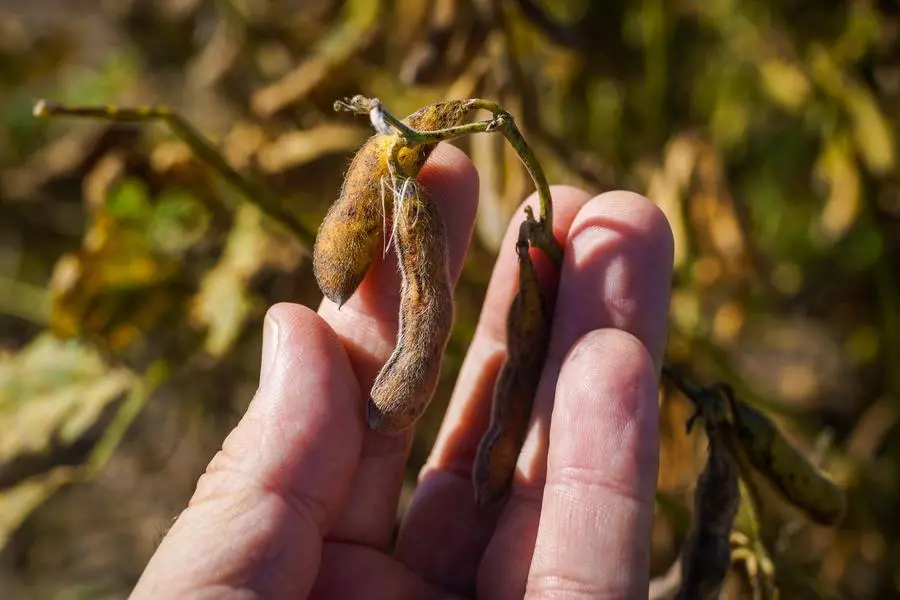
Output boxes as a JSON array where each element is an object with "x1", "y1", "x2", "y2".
[
  {"x1": 367, "y1": 180, "x2": 454, "y2": 432},
  {"x1": 313, "y1": 101, "x2": 471, "y2": 307},
  {"x1": 472, "y1": 234, "x2": 549, "y2": 505},
  {"x1": 677, "y1": 424, "x2": 741, "y2": 600},
  {"x1": 721, "y1": 386, "x2": 846, "y2": 526}
]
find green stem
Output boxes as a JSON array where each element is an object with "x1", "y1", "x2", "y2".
[
  {"x1": 33, "y1": 100, "x2": 314, "y2": 248},
  {"x1": 84, "y1": 359, "x2": 169, "y2": 475},
  {"x1": 468, "y1": 99, "x2": 556, "y2": 245}
]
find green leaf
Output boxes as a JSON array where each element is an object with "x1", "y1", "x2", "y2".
[{"x1": 106, "y1": 177, "x2": 153, "y2": 221}]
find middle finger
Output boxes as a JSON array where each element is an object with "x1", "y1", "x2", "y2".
[{"x1": 394, "y1": 186, "x2": 592, "y2": 593}]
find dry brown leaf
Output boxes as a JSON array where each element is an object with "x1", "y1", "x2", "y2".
[
  {"x1": 250, "y1": 0, "x2": 381, "y2": 117},
  {"x1": 257, "y1": 123, "x2": 367, "y2": 174}
]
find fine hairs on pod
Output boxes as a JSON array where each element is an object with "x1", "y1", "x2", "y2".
[{"x1": 367, "y1": 178, "x2": 453, "y2": 432}]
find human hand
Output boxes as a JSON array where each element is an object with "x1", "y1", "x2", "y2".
[{"x1": 130, "y1": 144, "x2": 674, "y2": 599}]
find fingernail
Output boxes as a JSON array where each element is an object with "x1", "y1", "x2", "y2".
[{"x1": 260, "y1": 312, "x2": 279, "y2": 385}]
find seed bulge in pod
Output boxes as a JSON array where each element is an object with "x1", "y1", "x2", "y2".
[
  {"x1": 367, "y1": 180, "x2": 453, "y2": 432},
  {"x1": 723, "y1": 385, "x2": 846, "y2": 526}
]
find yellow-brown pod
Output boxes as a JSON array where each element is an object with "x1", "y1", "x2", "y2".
[
  {"x1": 472, "y1": 236, "x2": 549, "y2": 504},
  {"x1": 367, "y1": 180, "x2": 453, "y2": 432},
  {"x1": 722, "y1": 386, "x2": 846, "y2": 525},
  {"x1": 313, "y1": 100, "x2": 471, "y2": 306}
]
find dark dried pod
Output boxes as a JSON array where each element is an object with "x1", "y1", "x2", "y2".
[
  {"x1": 677, "y1": 425, "x2": 741, "y2": 600},
  {"x1": 473, "y1": 233, "x2": 549, "y2": 504}
]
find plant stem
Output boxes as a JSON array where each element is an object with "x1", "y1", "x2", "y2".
[
  {"x1": 33, "y1": 100, "x2": 314, "y2": 248},
  {"x1": 662, "y1": 363, "x2": 705, "y2": 401},
  {"x1": 335, "y1": 95, "x2": 563, "y2": 266}
]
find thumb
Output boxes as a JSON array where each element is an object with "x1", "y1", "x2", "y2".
[{"x1": 131, "y1": 304, "x2": 364, "y2": 600}]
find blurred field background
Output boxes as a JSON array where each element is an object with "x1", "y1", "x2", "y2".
[{"x1": 1, "y1": 0, "x2": 899, "y2": 598}]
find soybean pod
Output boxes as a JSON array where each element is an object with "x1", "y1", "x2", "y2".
[
  {"x1": 367, "y1": 180, "x2": 454, "y2": 432},
  {"x1": 721, "y1": 386, "x2": 846, "y2": 526},
  {"x1": 473, "y1": 222, "x2": 549, "y2": 504}
]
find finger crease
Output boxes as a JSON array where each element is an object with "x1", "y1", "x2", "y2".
[{"x1": 547, "y1": 465, "x2": 645, "y2": 507}]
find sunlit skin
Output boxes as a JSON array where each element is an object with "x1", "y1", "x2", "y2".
[{"x1": 131, "y1": 144, "x2": 674, "y2": 599}]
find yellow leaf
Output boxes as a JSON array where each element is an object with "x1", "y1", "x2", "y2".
[
  {"x1": 0, "y1": 468, "x2": 74, "y2": 549},
  {"x1": 759, "y1": 59, "x2": 812, "y2": 111},
  {"x1": 813, "y1": 132, "x2": 861, "y2": 243},
  {"x1": 190, "y1": 204, "x2": 303, "y2": 356}
]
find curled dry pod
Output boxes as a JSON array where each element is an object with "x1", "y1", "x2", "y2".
[
  {"x1": 367, "y1": 180, "x2": 453, "y2": 432},
  {"x1": 721, "y1": 385, "x2": 846, "y2": 526},
  {"x1": 677, "y1": 424, "x2": 741, "y2": 600},
  {"x1": 313, "y1": 100, "x2": 472, "y2": 306},
  {"x1": 473, "y1": 236, "x2": 549, "y2": 505}
]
